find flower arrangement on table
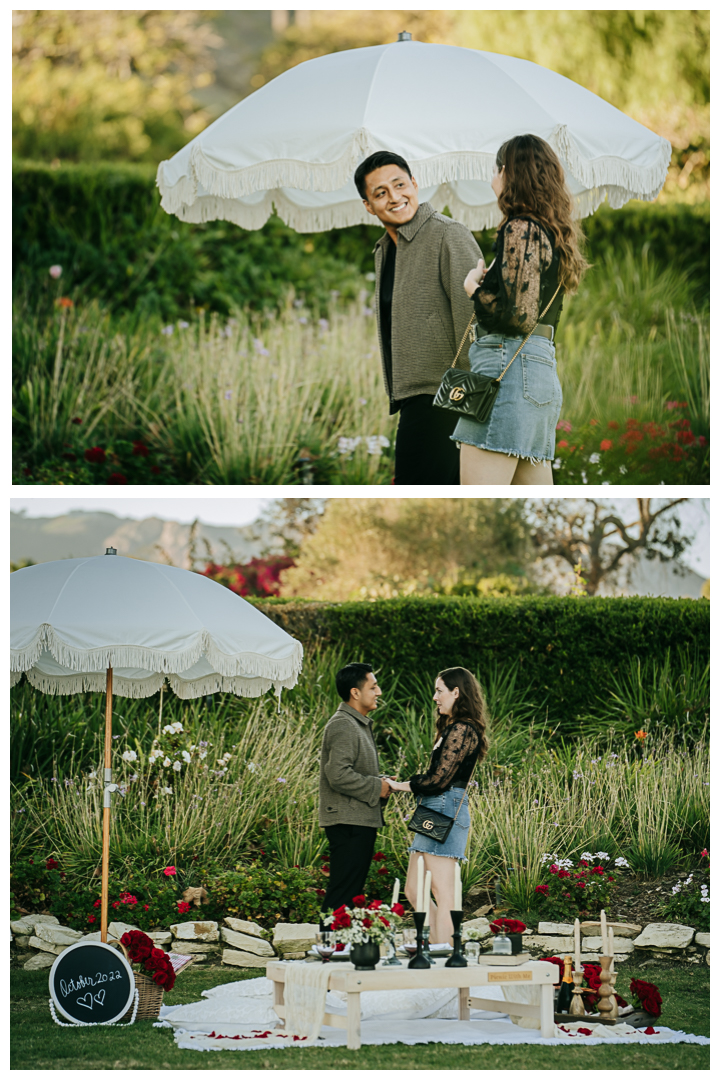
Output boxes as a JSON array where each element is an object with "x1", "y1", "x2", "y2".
[
  {"x1": 323, "y1": 895, "x2": 405, "y2": 945},
  {"x1": 489, "y1": 918, "x2": 527, "y2": 935},
  {"x1": 120, "y1": 929, "x2": 176, "y2": 991}
]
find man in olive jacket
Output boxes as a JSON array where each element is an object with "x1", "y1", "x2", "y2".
[
  {"x1": 319, "y1": 663, "x2": 391, "y2": 924},
  {"x1": 355, "y1": 150, "x2": 482, "y2": 485}
]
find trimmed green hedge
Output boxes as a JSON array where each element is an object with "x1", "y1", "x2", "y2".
[
  {"x1": 13, "y1": 160, "x2": 709, "y2": 320},
  {"x1": 254, "y1": 596, "x2": 709, "y2": 733}
]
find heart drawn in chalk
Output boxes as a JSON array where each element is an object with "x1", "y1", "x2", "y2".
[
  {"x1": 94, "y1": 989, "x2": 105, "y2": 1007},
  {"x1": 77, "y1": 993, "x2": 93, "y2": 1010}
]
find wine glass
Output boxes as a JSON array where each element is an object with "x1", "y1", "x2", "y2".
[
  {"x1": 465, "y1": 939, "x2": 480, "y2": 965},
  {"x1": 403, "y1": 928, "x2": 417, "y2": 956},
  {"x1": 315, "y1": 931, "x2": 334, "y2": 962}
]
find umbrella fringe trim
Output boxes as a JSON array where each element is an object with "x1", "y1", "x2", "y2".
[
  {"x1": 11, "y1": 626, "x2": 303, "y2": 682},
  {"x1": 18, "y1": 668, "x2": 296, "y2": 699},
  {"x1": 549, "y1": 124, "x2": 671, "y2": 200}
]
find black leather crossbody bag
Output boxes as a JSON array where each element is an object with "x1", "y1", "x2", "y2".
[
  {"x1": 433, "y1": 282, "x2": 562, "y2": 424},
  {"x1": 407, "y1": 781, "x2": 471, "y2": 844}
]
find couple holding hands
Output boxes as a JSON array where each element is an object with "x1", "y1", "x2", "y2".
[
  {"x1": 319, "y1": 662, "x2": 488, "y2": 945},
  {"x1": 355, "y1": 134, "x2": 589, "y2": 486}
]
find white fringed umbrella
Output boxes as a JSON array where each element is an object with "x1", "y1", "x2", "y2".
[
  {"x1": 11, "y1": 550, "x2": 303, "y2": 940},
  {"x1": 157, "y1": 37, "x2": 671, "y2": 232}
]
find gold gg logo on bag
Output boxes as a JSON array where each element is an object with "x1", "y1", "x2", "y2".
[
  {"x1": 422, "y1": 820, "x2": 434, "y2": 831},
  {"x1": 449, "y1": 387, "x2": 465, "y2": 402}
]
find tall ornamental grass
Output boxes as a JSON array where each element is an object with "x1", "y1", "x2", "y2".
[{"x1": 13, "y1": 246, "x2": 708, "y2": 484}]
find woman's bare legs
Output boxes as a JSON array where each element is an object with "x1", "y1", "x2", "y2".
[
  {"x1": 404, "y1": 851, "x2": 421, "y2": 911},
  {"x1": 422, "y1": 853, "x2": 459, "y2": 944},
  {"x1": 460, "y1": 444, "x2": 554, "y2": 485}
]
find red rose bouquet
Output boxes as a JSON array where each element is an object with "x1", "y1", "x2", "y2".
[
  {"x1": 489, "y1": 918, "x2": 526, "y2": 935},
  {"x1": 120, "y1": 930, "x2": 176, "y2": 992},
  {"x1": 630, "y1": 977, "x2": 662, "y2": 1018},
  {"x1": 323, "y1": 896, "x2": 404, "y2": 945}
]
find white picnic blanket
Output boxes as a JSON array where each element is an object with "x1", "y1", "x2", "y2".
[{"x1": 157, "y1": 975, "x2": 709, "y2": 1051}]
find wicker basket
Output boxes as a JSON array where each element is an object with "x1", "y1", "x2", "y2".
[
  {"x1": 120, "y1": 969, "x2": 164, "y2": 1022},
  {"x1": 112, "y1": 941, "x2": 165, "y2": 1023}
]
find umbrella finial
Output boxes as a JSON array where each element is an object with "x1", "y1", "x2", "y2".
[
  {"x1": 104, "y1": 547, "x2": 117, "y2": 556},
  {"x1": 397, "y1": 31, "x2": 412, "y2": 42}
]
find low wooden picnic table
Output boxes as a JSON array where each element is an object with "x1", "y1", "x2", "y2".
[{"x1": 267, "y1": 958, "x2": 557, "y2": 1049}]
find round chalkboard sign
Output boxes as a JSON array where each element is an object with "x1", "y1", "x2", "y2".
[{"x1": 49, "y1": 940, "x2": 136, "y2": 1025}]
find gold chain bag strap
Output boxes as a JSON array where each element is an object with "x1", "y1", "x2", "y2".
[{"x1": 432, "y1": 282, "x2": 562, "y2": 424}]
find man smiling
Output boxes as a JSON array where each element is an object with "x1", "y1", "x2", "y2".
[{"x1": 355, "y1": 151, "x2": 481, "y2": 485}]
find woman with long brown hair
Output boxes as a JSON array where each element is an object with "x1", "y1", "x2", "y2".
[
  {"x1": 387, "y1": 667, "x2": 489, "y2": 945},
  {"x1": 453, "y1": 134, "x2": 589, "y2": 485}
]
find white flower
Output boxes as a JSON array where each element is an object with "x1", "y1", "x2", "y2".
[
  {"x1": 595, "y1": 852, "x2": 609, "y2": 859},
  {"x1": 581, "y1": 852, "x2": 594, "y2": 860},
  {"x1": 173, "y1": 761, "x2": 182, "y2": 772},
  {"x1": 171, "y1": 721, "x2": 183, "y2": 734},
  {"x1": 246, "y1": 762, "x2": 258, "y2": 773},
  {"x1": 162, "y1": 725, "x2": 174, "y2": 735},
  {"x1": 121, "y1": 749, "x2": 137, "y2": 762},
  {"x1": 199, "y1": 751, "x2": 207, "y2": 760},
  {"x1": 614, "y1": 857, "x2": 630, "y2": 868},
  {"x1": 161, "y1": 786, "x2": 173, "y2": 795},
  {"x1": 148, "y1": 752, "x2": 161, "y2": 765},
  {"x1": 181, "y1": 750, "x2": 192, "y2": 763},
  {"x1": 365, "y1": 435, "x2": 390, "y2": 455},
  {"x1": 163, "y1": 757, "x2": 171, "y2": 768},
  {"x1": 87, "y1": 770, "x2": 97, "y2": 780},
  {"x1": 338, "y1": 436, "x2": 362, "y2": 456}
]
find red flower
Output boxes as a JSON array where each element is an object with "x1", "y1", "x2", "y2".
[
  {"x1": 132, "y1": 441, "x2": 150, "y2": 457},
  {"x1": 352, "y1": 895, "x2": 366, "y2": 907},
  {"x1": 321, "y1": 854, "x2": 330, "y2": 862},
  {"x1": 391, "y1": 902, "x2": 405, "y2": 916},
  {"x1": 379, "y1": 916, "x2": 390, "y2": 927},
  {"x1": 490, "y1": 918, "x2": 526, "y2": 935},
  {"x1": 557, "y1": 439, "x2": 569, "y2": 449},
  {"x1": 361, "y1": 917, "x2": 372, "y2": 929},
  {"x1": 630, "y1": 977, "x2": 662, "y2": 1017},
  {"x1": 591, "y1": 866, "x2": 604, "y2": 875},
  {"x1": 93, "y1": 898, "x2": 101, "y2": 908},
  {"x1": 315, "y1": 889, "x2": 326, "y2": 897},
  {"x1": 535, "y1": 884, "x2": 549, "y2": 895},
  {"x1": 112, "y1": 900, "x2": 120, "y2": 908},
  {"x1": 579, "y1": 860, "x2": 589, "y2": 867},
  {"x1": 599, "y1": 439, "x2": 613, "y2": 451},
  {"x1": 56, "y1": 296, "x2": 74, "y2": 308},
  {"x1": 46, "y1": 857, "x2": 59, "y2": 870},
  {"x1": 557, "y1": 869, "x2": 571, "y2": 879},
  {"x1": 84, "y1": 446, "x2": 106, "y2": 464},
  {"x1": 177, "y1": 901, "x2": 191, "y2": 914},
  {"x1": 575, "y1": 881, "x2": 586, "y2": 889},
  {"x1": 107, "y1": 472, "x2": 128, "y2": 485},
  {"x1": 332, "y1": 911, "x2": 352, "y2": 930},
  {"x1": 372, "y1": 852, "x2": 387, "y2": 861},
  {"x1": 71, "y1": 417, "x2": 82, "y2": 424},
  {"x1": 378, "y1": 867, "x2": 389, "y2": 875},
  {"x1": 367, "y1": 899, "x2": 382, "y2": 911},
  {"x1": 320, "y1": 865, "x2": 330, "y2": 875},
  {"x1": 143, "y1": 904, "x2": 150, "y2": 910},
  {"x1": 607, "y1": 421, "x2": 619, "y2": 430},
  {"x1": 88, "y1": 915, "x2": 96, "y2": 923},
  {"x1": 700, "y1": 849, "x2": 708, "y2": 858},
  {"x1": 163, "y1": 866, "x2": 177, "y2": 876},
  {"x1": 548, "y1": 864, "x2": 559, "y2": 874},
  {"x1": 676, "y1": 430, "x2": 695, "y2": 445}
]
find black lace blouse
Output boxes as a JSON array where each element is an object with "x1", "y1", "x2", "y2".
[
  {"x1": 409, "y1": 720, "x2": 481, "y2": 797},
  {"x1": 473, "y1": 217, "x2": 564, "y2": 335}
]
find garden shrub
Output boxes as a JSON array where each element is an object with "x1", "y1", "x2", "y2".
[
  {"x1": 253, "y1": 595, "x2": 709, "y2": 738},
  {"x1": 13, "y1": 161, "x2": 709, "y2": 320}
]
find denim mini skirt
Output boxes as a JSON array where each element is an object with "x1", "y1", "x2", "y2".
[
  {"x1": 408, "y1": 787, "x2": 470, "y2": 861},
  {"x1": 452, "y1": 333, "x2": 562, "y2": 463}
]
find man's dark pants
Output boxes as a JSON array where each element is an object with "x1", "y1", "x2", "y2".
[
  {"x1": 394, "y1": 394, "x2": 460, "y2": 485},
  {"x1": 320, "y1": 823, "x2": 377, "y2": 928}
]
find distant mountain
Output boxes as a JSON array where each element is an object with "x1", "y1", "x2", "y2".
[{"x1": 10, "y1": 510, "x2": 273, "y2": 568}]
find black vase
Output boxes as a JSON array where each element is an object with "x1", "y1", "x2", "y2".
[
  {"x1": 508, "y1": 933, "x2": 524, "y2": 955},
  {"x1": 350, "y1": 941, "x2": 380, "y2": 971}
]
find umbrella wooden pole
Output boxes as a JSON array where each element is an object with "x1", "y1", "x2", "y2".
[{"x1": 100, "y1": 666, "x2": 113, "y2": 943}]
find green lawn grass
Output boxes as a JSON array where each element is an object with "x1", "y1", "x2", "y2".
[{"x1": 11, "y1": 962, "x2": 709, "y2": 1070}]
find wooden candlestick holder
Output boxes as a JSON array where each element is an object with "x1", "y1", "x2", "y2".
[
  {"x1": 569, "y1": 969, "x2": 586, "y2": 1016},
  {"x1": 608, "y1": 971, "x2": 619, "y2": 1019},
  {"x1": 596, "y1": 955, "x2": 614, "y2": 1017}
]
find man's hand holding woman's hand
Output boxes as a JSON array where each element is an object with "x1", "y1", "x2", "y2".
[
  {"x1": 386, "y1": 778, "x2": 412, "y2": 793},
  {"x1": 464, "y1": 257, "x2": 486, "y2": 298}
]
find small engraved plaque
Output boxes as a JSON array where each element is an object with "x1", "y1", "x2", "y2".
[{"x1": 487, "y1": 970, "x2": 533, "y2": 982}]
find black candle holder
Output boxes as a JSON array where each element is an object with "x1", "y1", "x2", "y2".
[
  {"x1": 408, "y1": 911, "x2": 431, "y2": 969},
  {"x1": 445, "y1": 909, "x2": 467, "y2": 967}
]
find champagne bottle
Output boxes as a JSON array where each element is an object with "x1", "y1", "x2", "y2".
[{"x1": 556, "y1": 955, "x2": 574, "y2": 1012}]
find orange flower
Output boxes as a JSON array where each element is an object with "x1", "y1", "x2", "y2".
[
  {"x1": 54, "y1": 296, "x2": 74, "y2": 308},
  {"x1": 635, "y1": 730, "x2": 648, "y2": 740},
  {"x1": 600, "y1": 439, "x2": 613, "y2": 451}
]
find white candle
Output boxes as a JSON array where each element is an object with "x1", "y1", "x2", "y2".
[
  {"x1": 416, "y1": 856, "x2": 425, "y2": 911},
  {"x1": 600, "y1": 909, "x2": 608, "y2": 955},
  {"x1": 424, "y1": 870, "x2": 432, "y2": 915},
  {"x1": 574, "y1": 918, "x2": 581, "y2": 972},
  {"x1": 391, "y1": 877, "x2": 400, "y2": 908},
  {"x1": 454, "y1": 862, "x2": 462, "y2": 911},
  {"x1": 608, "y1": 927, "x2": 615, "y2": 972}
]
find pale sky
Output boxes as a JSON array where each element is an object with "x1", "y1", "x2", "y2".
[{"x1": 10, "y1": 496, "x2": 710, "y2": 576}]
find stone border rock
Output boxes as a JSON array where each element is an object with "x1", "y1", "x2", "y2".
[{"x1": 10, "y1": 914, "x2": 710, "y2": 970}]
